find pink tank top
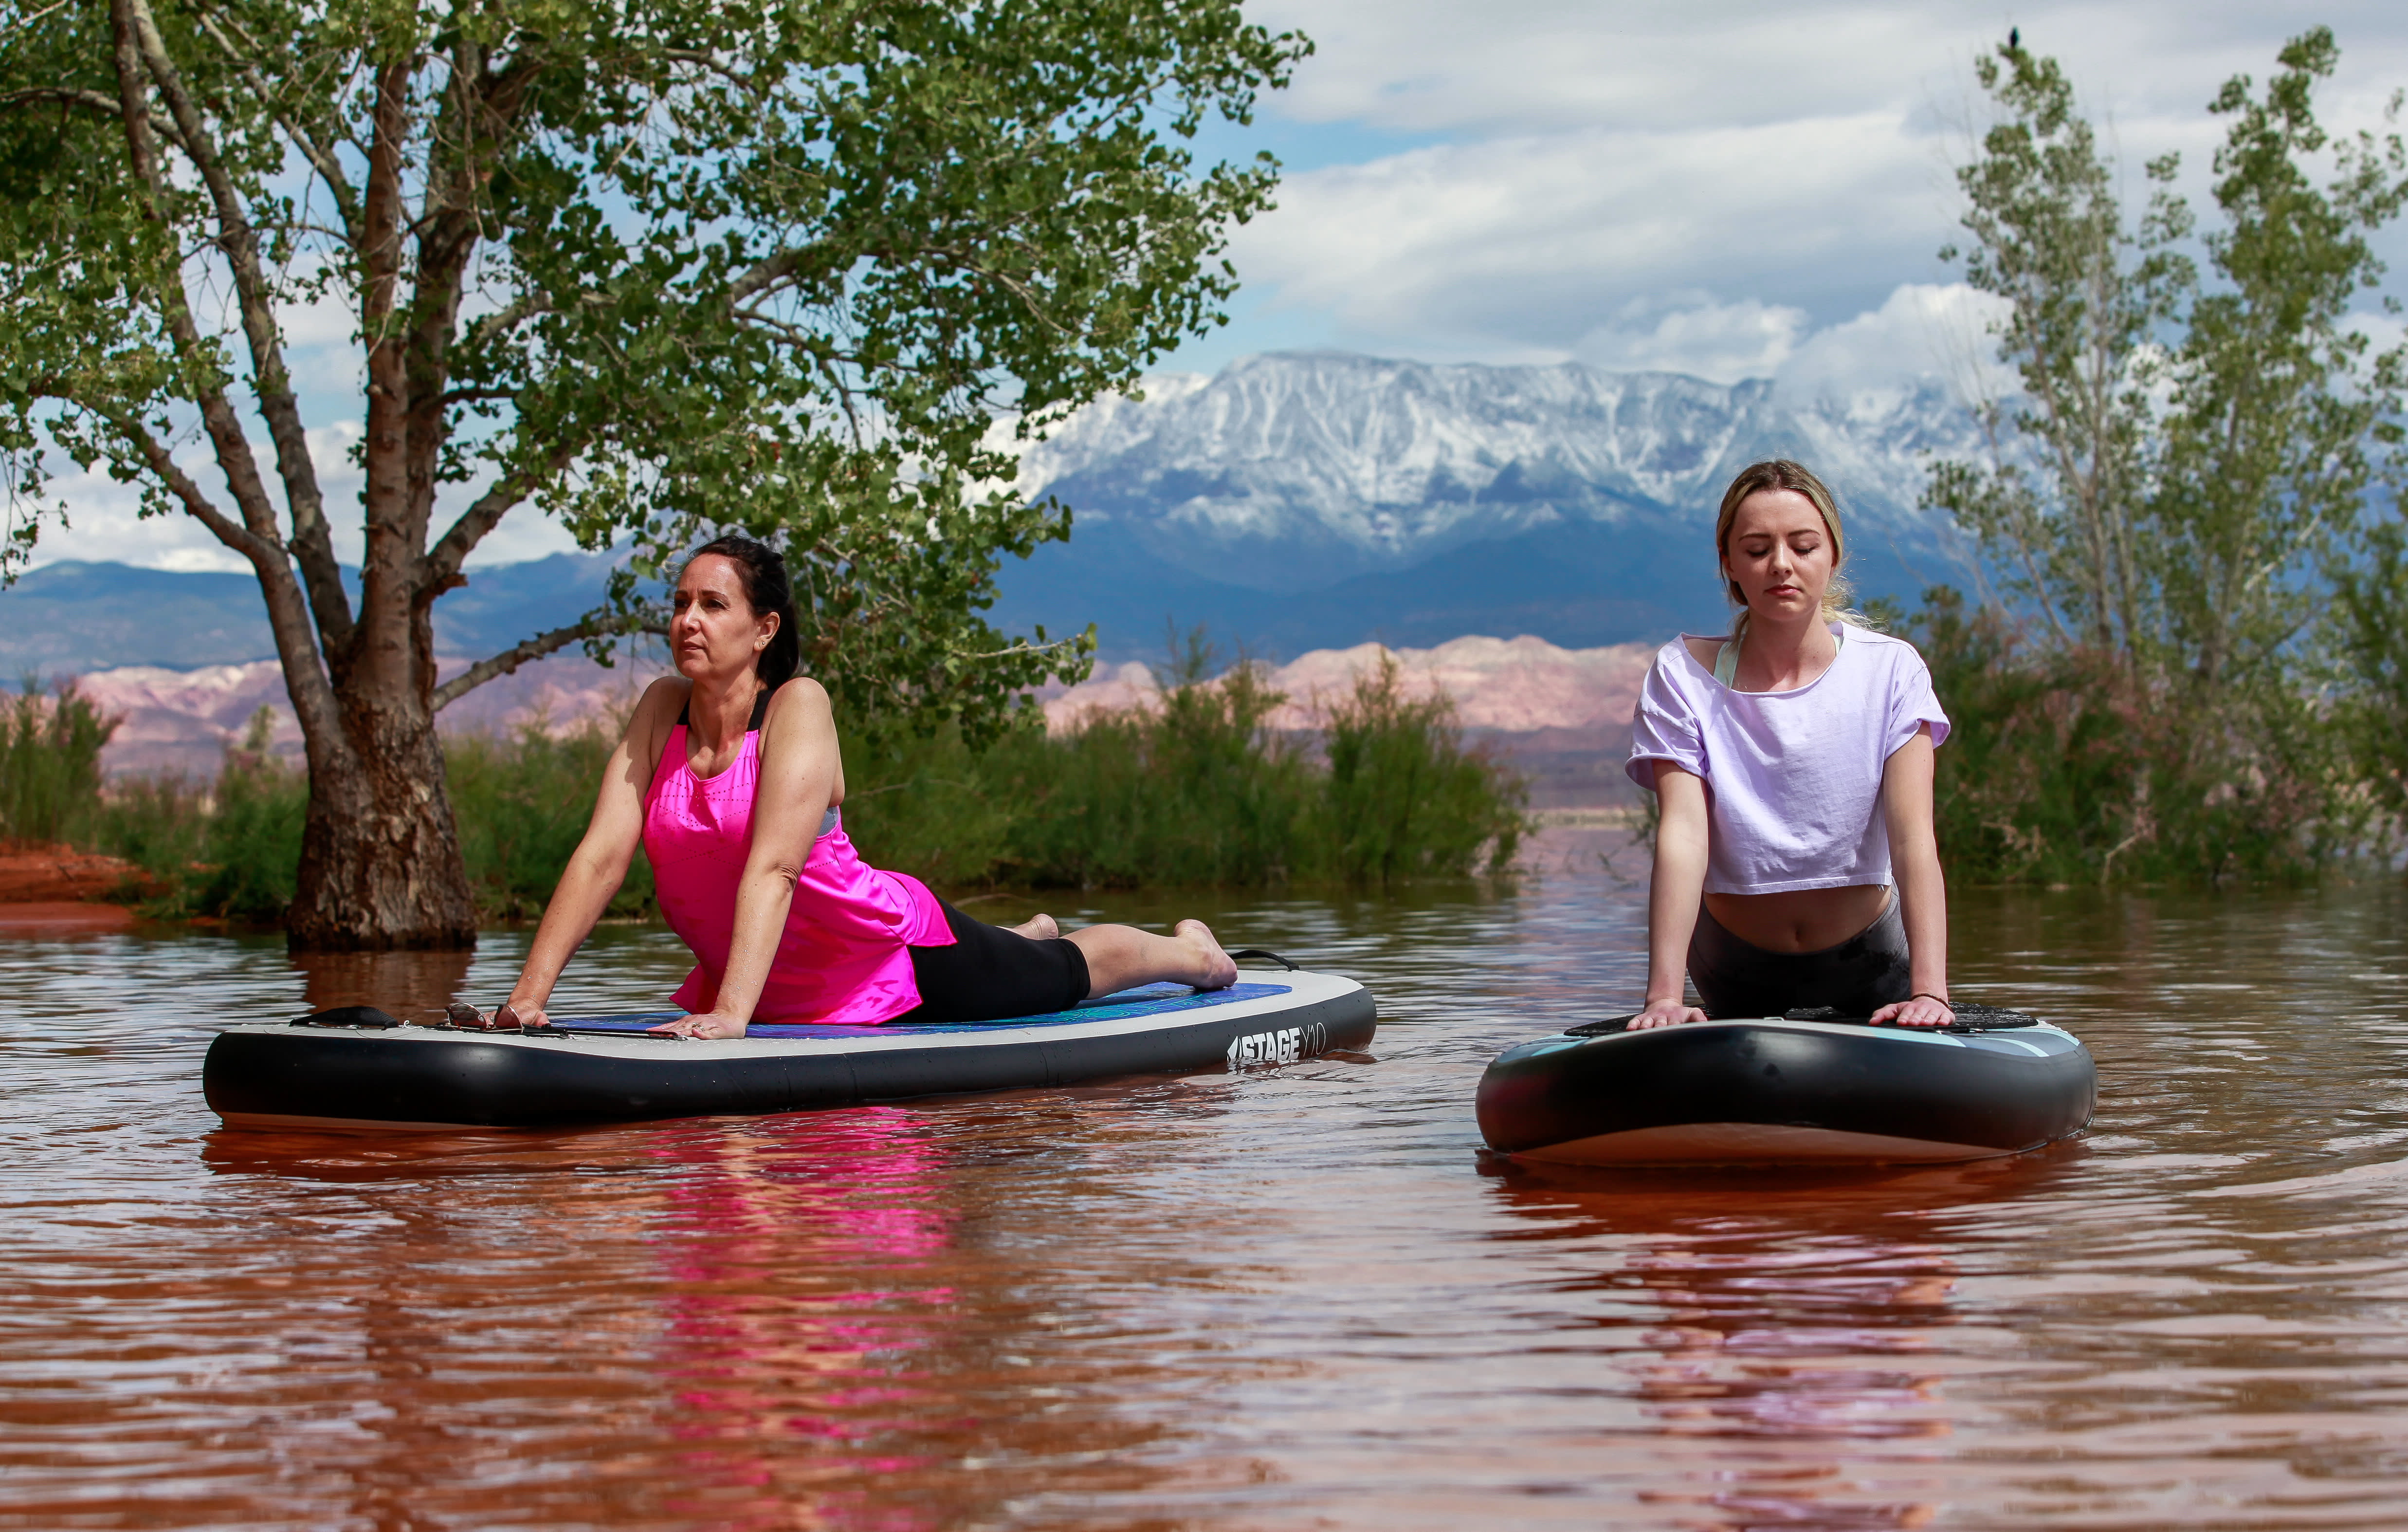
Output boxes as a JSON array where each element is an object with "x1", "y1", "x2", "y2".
[{"x1": 642, "y1": 702, "x2": 952, "y2": 1025}]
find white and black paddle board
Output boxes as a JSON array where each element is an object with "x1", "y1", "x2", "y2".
[{"x1": 206, "y1": 965, "x2": 1374, "y2": 1131}]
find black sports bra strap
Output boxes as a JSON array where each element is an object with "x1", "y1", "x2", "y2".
[{"x1": 673, "y1": 684, "x2": 773, "y2": 732}]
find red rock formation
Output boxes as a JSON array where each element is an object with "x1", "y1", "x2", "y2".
[{"x1": 1040, "y1": 634, "x2": 1656, "y2": 808}]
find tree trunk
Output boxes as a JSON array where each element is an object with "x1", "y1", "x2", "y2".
[
  {"x1": 277, "y1": 54, "x2": 478, "y2": 955},
  {"x1": 287, "y1": 715, "x2": 477, "y2": 950},
  {"x1": 285, "y1": 607, "x2": 478, "y2": 952}
]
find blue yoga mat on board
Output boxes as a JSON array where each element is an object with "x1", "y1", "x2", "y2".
[{"x1": 555, "y1": 981, "x2": 1295, "y2": 1039}]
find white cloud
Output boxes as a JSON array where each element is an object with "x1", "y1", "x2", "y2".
[
  {"x1": 1776, "y1": 282, "x2": 2014, "y2": 401},
  {"x1": 1576, "y1": 296, "x2": 1808, "y2": 383},
  {"x1": 1236, "y1": 111, "x2": 1941, "y2": 346},
  {"x1": 458, "y1": 504, "x2": 586, "y2": 568},
  {"x1": 27, "y1": 459, "x2": 250, "y2": 573},
  {"x1": 1258, "y1": 0, "x2": 2408, "y2": 139},
  {"x1": 1205, "y1": 0, "x2": 2408, "y2": 369}
]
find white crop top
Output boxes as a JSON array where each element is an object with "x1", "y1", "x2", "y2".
[{"x1": 1624, "y1": 623, "x2": 1951, "y2": 894}]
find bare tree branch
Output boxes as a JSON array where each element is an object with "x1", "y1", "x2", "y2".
[
  {"x1": 91, "y1": 400, "x2": 344, "y2": 743},
  {"x1": 0, "y1": 85, "x2": 187, "y2": 148},
  {"x1": 419, "y1": 441, "x2": 584, "y2": 592},
  {"x1": 105, "y1": 0, "x2": 342, "y2": 743},
  {"x1": 658, "y1": 47, "x2": 758, "y2": 94},
  {"x1": 955, "y1": 634, "x2": 1085, "y2": 661},
  {"x1": 0, "y1": 0, "x2": 74, "y2": 41},
  {"x1": 123, "y1": 0, "x2": 350, "y2": 655},
  {"x1": 190, "y1": 5, "x2": 359, "y2": 236},
  {"x1": 438, "y1": 385, "x2": 519, "y2": 406},
  {"x1": 91, "y1": 406, "x2": 272, "y2": 559},
  {"x1": 463, "y1": 294, "x2": 554, "y2": 350},
  {"x1": 105, "y1": 0, "x2": 277, "y2": 548},
  {"x1": 433, "y1": 610, "x2": 664, "y2": 711},
  {"x1": 730, "y1": 249, "x2": 803, "y2": 306}
]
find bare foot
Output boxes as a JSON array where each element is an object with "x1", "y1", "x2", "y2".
[
  {"x1": 1174, "y1": 919, "x2": 1239, "y2": 990},
  {"x1": 1008, "y1": 912, "x2": 1060, "y2": 941}
]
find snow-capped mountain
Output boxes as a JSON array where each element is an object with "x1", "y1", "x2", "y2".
[
  {"x1": 992, "y1": 351, "x2": 1980, "y2": 658},
  {"x1": 12, "y1": 352, "x2": 1986, "y2": 683}
]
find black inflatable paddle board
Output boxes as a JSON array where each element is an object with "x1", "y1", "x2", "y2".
[
  {"x1": 1477, "y1": 1006, "x2": 2094, "y2": 1165},
  {"x1": 206, "y1": 967, "x2": 1374, "y2": 1131}
]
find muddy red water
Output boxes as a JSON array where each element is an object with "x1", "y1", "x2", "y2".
[{"x1": 6, "y1": 870, "x2": 2408, "y2": 1530}]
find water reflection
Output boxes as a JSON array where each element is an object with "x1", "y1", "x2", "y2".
[
  {"x1": 9, "y1": 871, "x2": 2408, "y2": 1528},
  {"x1": 1483, "y1": 1164, "x2": 2043, "y2": 1530},
  {"x1": 648, "y1": 1112, "x2": 959, "y2": 1532},
  {"x1": 290, "y1": 945, "x2": 476, "y2": 1020}
]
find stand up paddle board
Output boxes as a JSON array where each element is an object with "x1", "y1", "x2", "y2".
[
  {"x1": 206, "y1": 958, "x2": 1373, "y2": 1131},
  {"x1": 1477, "y1": 1004, "x2": 2094, "y2": 1165}
]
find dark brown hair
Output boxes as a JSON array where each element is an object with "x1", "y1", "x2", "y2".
[{"x1": 685, "y1": 534, "x2": 801, "y2": 687}]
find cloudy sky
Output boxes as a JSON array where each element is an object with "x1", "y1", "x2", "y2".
[
  {"x1": 1174, "y1": 0, "x2": 2408, "y2": 380},
  {"x1": 29, "y1": 0, "x2": 2408, "y2": 571}
]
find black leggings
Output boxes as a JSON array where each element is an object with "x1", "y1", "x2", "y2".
[
  {"x1": 1687, "y1": 892, "x2": 1913, "y2": 1019},
  {"x1": 896, "y1": 900, "x2": 1092, "y2": 1024}
]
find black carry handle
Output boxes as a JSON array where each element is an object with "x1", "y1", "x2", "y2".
[
  {"x1": 1565, "y1": 1014, "x2": 1636, "y2": 1036},
  {"x1": 1227, "y1": 947, "x2": 1301, "y2": 971},
  {"x1": 290, "y1": 1005, "x2": 403, "y2": 1029}
]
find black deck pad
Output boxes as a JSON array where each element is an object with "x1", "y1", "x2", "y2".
[{"x1": 1565, "y1": 999, "x2": 2042, "y2": 1037}]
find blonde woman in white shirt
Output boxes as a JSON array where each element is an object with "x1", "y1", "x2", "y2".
[{"x1": 1624, "y1": 459, "x2": 1955, "y2": 1031}]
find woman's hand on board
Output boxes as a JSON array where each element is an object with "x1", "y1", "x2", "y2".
[
  {"x1": 495, "y1": 1000, "x2": 551, "y2": 1031},
  {"x1": 1869, "y1": 994, "x2": 1953, "y2": 1029},
  {"x1": 1628, "y1": 997, "x2": 1710, "y2": 1030},
  {"x1": 447, "y1": 1000, "x2": 552, "y2": 1030},
  {"x1": 649, "y1": 1011, "x2": 749, "y2": 1040}
]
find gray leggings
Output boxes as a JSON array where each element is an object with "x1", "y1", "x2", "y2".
[{"x1": 1687, "y1": 892, "x2": 1913, "y2": 1019}]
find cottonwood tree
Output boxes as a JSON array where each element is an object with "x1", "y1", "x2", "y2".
[
  {"x1": 1923, "y1": 38, "x2": 2192, "y2": 670},
  {"x1": 1922, "y1": 28, "x2": 2408, "y2": 881},
  {"x1": 2153, "y1": 28, "x2": 2407, "y2": 690},
  {"x1": 0, "y1": 0, "x2": 1303, "y2": 948},
  {"x1": 1931, "y1": 28, "x2": 2407, "y2": 688}
]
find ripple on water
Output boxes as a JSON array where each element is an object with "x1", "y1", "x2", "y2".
[{"x1": 3, "y1": 879, "x2": 2408, "y2": 1529}]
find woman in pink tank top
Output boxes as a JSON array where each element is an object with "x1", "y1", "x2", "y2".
[{"x1": 476, "y1": 536, "x2": 1239, "y2": 1036}]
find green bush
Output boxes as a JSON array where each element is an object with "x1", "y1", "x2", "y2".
[
  {"x1": 1000, "y1": 655, "x2": 1314, "y2": 887},
  {"x1": 91, "y1": 773, "x2": 209, "y2": 901},
  {"x1": 108, "y1": 709, "x2": 309, "y2": 922},
  {"x1": 1908, "y1": 587, "x2": 2346, "y2": 885},
  {"x1": 1314, "y1": 650, "x2": 1528, "y2": 882},
  {"x1": 0, "y1": 678, "x2": 116, "y2": 846},
  {"x1": 840, "y1": 638, "x2": 1530, "y2": 891},
  {"x1": 187, "y1": 712, "x2": 308, "y2": 920},
  {"x1": 0, "y1": 678, "x2": 304, "y2": 916},
  {"x1": 834, "y1": 721, "x2": 1026, "y2": 891},
  {"x1": 445, "y1": 720, "x2": 655, "y2": 921}
]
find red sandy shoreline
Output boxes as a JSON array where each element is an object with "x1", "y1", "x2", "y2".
[
  {"x1": 0, "y1": 844, "x2": 151, "y2": 932},
  {"x1": 0, "y1": 901, "x2": 136, "y2": 932}
]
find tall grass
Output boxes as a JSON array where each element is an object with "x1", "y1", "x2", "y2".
[
  {"x1": 446, "y1": 718, "x2": 655, "y2": 920},
  {"x1": 0, "y1": 679, "x2": 115, "y2": 846},
  {"x1": 843, "y1": 641, "x2": 1530, "y2": 890},
  {"x1": 4, "y1": 641, "x2": 1528, "y2": 924}
]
